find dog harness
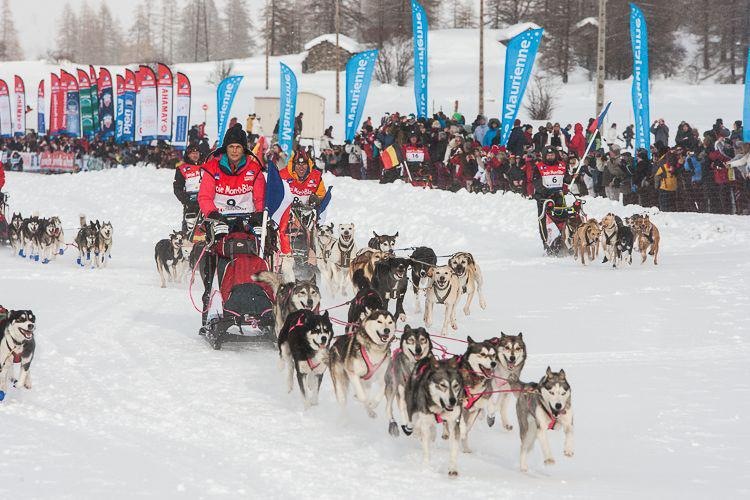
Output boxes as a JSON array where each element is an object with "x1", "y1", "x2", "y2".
[
  {"x1": 463, "y1": 386, "x2": 484, "y2": 410},
  {"x1": 529, "y1": 393, "x2": 564, "y2": 430},
  {"x1": 432, "y1": 282, "x2": 452, "y2": 305},
  {"x1": 287, "y1": 313, "x2": 323, "y2": 371},
  {"x1": 337, "y1": 239, "x2": 354, "y2": 268},
  {"x1": 360, "y1": 344, "x2": 389, "y2": 381},
  {"x1": 4, "y1": 338, "x2": 21, "y2": 364}
]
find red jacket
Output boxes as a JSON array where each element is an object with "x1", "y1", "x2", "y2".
[
  {"x1": 567, "y1": 123, "x2": 586, "y2": 158},
  {"x1": 0, "y1": 163, "x2": 5, "y2": 190},
  {"x1": 198, "y1": 153, "x2": 265, "y2": 216}
]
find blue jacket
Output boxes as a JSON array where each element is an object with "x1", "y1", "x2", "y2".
[
  {"x1": 685, "y1": 155, "x2": 702, "y2": 182},
  {"x1": 482, "y1": 127, "x2": 500, "y2": 147}
]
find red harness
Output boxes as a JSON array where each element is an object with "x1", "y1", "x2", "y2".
[
  {"x1": 289, "y1": 313, "x2": 322, "y2": 371},
  {"x1": 463, "y1": 386, "x2": 484, "y2": 410},
  {"x1": 360, "y1": 344, "x2": 388, "y2": 381}
]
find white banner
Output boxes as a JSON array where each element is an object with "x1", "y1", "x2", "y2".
[{"x1": 0, "y1": 92, "x2": 12, "y2": 137}]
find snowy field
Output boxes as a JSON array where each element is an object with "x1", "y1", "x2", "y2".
[{"x1": 1, "y1": 167, "x2": 749, "y2": 499}]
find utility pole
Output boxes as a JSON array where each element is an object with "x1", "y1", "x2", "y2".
[
  {"x1": 595, "y1": 0, "x2": 607, "y2": 115},
  {"x1": 265, "y1": 0, "x2": 271, "y2": 90},
  {"x1": 478, "y1": 0, "x2": 484, "y2": 116},
  {"x1": 335, "y1": 0, "x2": 341, "y2": 114}
]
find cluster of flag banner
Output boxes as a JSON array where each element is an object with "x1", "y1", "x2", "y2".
[{"x1": 0, "y1": 64, "x2": 191, "y2": 148}]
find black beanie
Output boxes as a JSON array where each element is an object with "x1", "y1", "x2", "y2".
[{"x1": 218, "y1": 123, "x2": 249, "y2": 155}]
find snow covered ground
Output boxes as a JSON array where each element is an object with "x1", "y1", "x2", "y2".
[
  {"x1": 1, "y1": 166, "x2": 749, "y2": 499},
  {"x1": 2, "y1": 28, "x2": 745, "y2": 142}
]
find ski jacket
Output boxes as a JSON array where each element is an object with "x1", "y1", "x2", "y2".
[
  {"x1": 173, "y1": 161, "x2": 203, "y2": 204},
  {"x1": 403, "y1": 144, "x2": 430, "y2": 166},
  {"x1": 280, "y1": 162, "x2": 326, "y2": 203},
  {"x1": 566, "y1": 123, "x2": 586, "y2": 158},
  {"x1": 533, "y1": 160, "x2": 569, "y2": 198},
  {"x1": 198, "y1": 153, "x2": 265, "y2": 216},
  {"x1": 0, "y1": 163, "x2": 5, "y2": 190}
]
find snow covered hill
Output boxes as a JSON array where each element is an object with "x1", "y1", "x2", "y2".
[
  {"x1": 1, "y1": 28, "x2": 745, "y2": 142},
  {"x1": 1, "y1": 167, "x2": 749, "y2": 498}
]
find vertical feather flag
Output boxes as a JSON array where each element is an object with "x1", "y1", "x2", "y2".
[
  {"x1": 173, "y1": 72, "x2": 191, "y2": 149},
  {"x1": 59, "y1": 71, "x2": 68, "y2": 133},
  {"x1": 89, "y1": 65, "x2": 99, "y2": 131},
  {"x1": 123, "y1": 69, "x2": 136, "y2": 143},
  {"x1": 37, "y1": 79, "x2": 45, "y2": 136},
  {"x1": 98, "y1": 68, "x2": 115, "y2": 139},
  {"x1": 137, "y1": 65, "x2": 158, "y2": 142},
  {"x1": 49, "y1": 73, "x2": 61, "y2": 136},
  {"x1": 156, "y1": 63, "x2": 173, "y2": 141},
  {"x1": 216, "y1": 74, "x2": 243, "y2": 142},
  {"x1": 630, "y1": 3, "x2": 651, "y2": 157},
  {"x1": 744, "y1": 48, "x2": 749, "y2": 142},
  {"x1": 13, "y1": 76, "x2": 25, "y2": 137},
  {"x1": 278, "y1": 63, "x2": 297, "y2": 155},
  {"x1": 0, "y1": 80, "x2": 12, "y2": 138},
  {"x1": 77, "y1": 69, "x2": 95, "y2": 138},
  {"x1": 60, "y1": 71, "x2": 80, "y2": 138},
  {"x1": 411, "y1": 1, "x2": 429, "y2": 118},
  {"x1": 115, "y1": 75, "x2": 125, "y2": 143},
  {"x1": 345, "y1": 50, "x2": 378, "y2": 142}
]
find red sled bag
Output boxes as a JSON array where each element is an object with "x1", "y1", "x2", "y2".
[{"x1": 216, "y1": 232, "x2": 274, "y2": 304}]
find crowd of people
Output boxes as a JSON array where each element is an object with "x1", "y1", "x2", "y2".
[{"x1": 318, "y1": 112, "x2": 748, "y2": 215}]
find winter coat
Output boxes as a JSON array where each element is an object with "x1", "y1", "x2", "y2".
[
  {"x1": 654, "y1": 163, "x2": 677, "y2": 191},
  {"x1": 650, "y1": 123, "x2": 670, "y2": 146},
  {"x1": 506, "y1": 126, "x2": 526, "y2": 155},
  {"x1": 482, "y1": 127, "x2": 500, "y2": 148},
  {"x1": 473, "y1": 124, "x2": 489, "y2": 144},
  {"x1": 567, "y1": 123, "x2": 586, "y2": 158},
  {"x1": 549, "y1": 131, "x2": 563, "y2": 149},
  {"x1": 532, "y1": 131, "x2": 548, "y2": 152},
  {"x1": 198, "y1": 153, "x2": 265, "y2": 216},
  {"x1": 674, "y1": 127, "x2": 696, "y2": 151}
]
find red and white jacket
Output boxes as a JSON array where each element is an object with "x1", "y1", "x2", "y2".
[{"x1": 198, "y1": 154, "x2": 266, "y2": 216}]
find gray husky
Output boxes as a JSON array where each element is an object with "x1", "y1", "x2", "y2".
[
  {"x1": 486, "y1": 332, "x2": 527, "y2": 430},
  {"x1": 516, "y1": 367, "x2": 574, "y2": 472},
  {"x1": 385, "y1": 325, "x2": 432, "y2": 437},
  {"x1": 329, "y1": 309, "x2": 395, "y2": 417},
  {"x1": 404, "y1": 356, "x2": 465, "y2": 476},
  {"x1": 256, "y1": 272, "x2": 322, "y2": 334},
  {"x1": 457, "y1": 337, "x2": 497, "y2": 453}
]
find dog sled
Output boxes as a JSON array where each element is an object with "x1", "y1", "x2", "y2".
[
  {"x1": 200, "y1": 213, "x2": 277, "y2": 350},
  {"x1": 0, "y1": 193, "x2": 8, "y2": 246},
  {"x1": 286, "y1": 198, "x2": 319, "y2": 282},
  {"x1": 539, "y1": 194, "x2": 586, "y2": 257}
]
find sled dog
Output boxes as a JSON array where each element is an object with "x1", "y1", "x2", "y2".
[
  {"x1": 409, "y1": 246, "x2": 437, "y2": 312},
  {"x1": 486, "y1": 332, "x2": 527, "y2": 430},
  {"x1": 372, "y1": 257, "x2": 410, "y2": 322},
  {"x1": 75, "y1": 216, "x2": 98, "y2": 268},
  {"x1": 96, "y1": 221, "x2": 114, "y2": 267},
  {"x1": 367, "y1": 231, "x2": 398, "y2": 254},
  {"x1": 457, "y1": 337, "x2": 497, "y2": 452},
  {"x1": 328, "y1": 223, "x2": 357, "y2": 296},
  {"x1": 631, "y1": 214, "x2": 660, "y2": 265},
  {"x1": 571, "y1": 219, "x2": 601, "y2": 265},
  {"x1": 423, "y1": 265, "x2": 460, "y2": 335},
  {"x1": 447, "y1": 252, "x2": 487, "y2": 315},
  {"x1": 8, "y1": 213, "x2": 23, "y2": 255},
  {"x1": 347, "y1": 269, "x2": 384, "y2": 334},
  {"x1": 155, "y1": 231, "x2": 187, "y2": 287},
  {"x1": 516, "y1": 367, "x2": 574, "y2": 472},
  {"x1": 0, "y1": 310, "x2": 36, "y2": 401}
]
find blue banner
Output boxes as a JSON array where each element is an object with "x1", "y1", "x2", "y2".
[
  {"x1": 744, "y1": 48, "x2": 749, "y2": 142},
  {"x1": 65, "y1": 89, "x2": 80, "y2": 138},
  {"x1": 121, "y1": 91, "x2": 136, "y2": 143},
  {"x1": 115, "y1": 91, "x2": 124, "y2": 143},
  {"x1": 499, "y1": 28, "x2": 543, "y2": 146},
  {"x1": 345, "y1": 50, "x2": 378, "y2": 142},
  {"x1": 630, "y1": 3, "x2": 651, "y2": 157},
  {"x1": 216, "y1": 75, "x2": 243, "y2": 143},
  {"x1": 279, "y1": 63, "x2": 297, "y2": 155},
  {"x1": 411, "y1": 1, "x2": 428, "y2": 118}
]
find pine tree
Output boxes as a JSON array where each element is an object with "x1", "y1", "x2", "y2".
[
  {"x1": 157, "y1": 0, "x2": 179, "y2": 63},
  {"x1": 55, "y1": 2, "x2": 79, "y2": 61},
  {"x1": 486, "y1": 0, "x2": 539, "y2": 29},
  {"x1": 0, "y1": 0, "x2": 23, "y2": 60},
  {"x1": 126, "y1": 1, "x2": 158, "y2": 62},
  {"x1": 99, "y1": 3, "x2": 124, "y2": 64},
  {"x1": 222, "y1": 0, "x2": 255, "y2": 59}
]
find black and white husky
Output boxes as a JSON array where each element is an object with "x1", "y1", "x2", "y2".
[
  {"x1": 155, "y1": 231, "x2": 187, "y2": 287},
  {"x1": 486, "y1": 332, "x2": 527, "y2": 430},
  {"x1": 75, "y1": 216, "x2": 99, "y2": 268},
  {"x1": 457, "y1": 337, "x2": 497, "y2": 453},
  {"x1": 96, "y1": 221, "x2": 114, "y2": 268},
  {"x1": 516, "y1": 367, "x2": 574, "y2": 472},
  {"x1": 409, "y1": 246, "x2": 437, "y2": 313},
  {"x1": 0, "y1": 310, "x2": 36, "y2": 401},
  {"x1": 404, "y1": 356, "x2": 465, "y2": 476},
  {"x1": 277, "y1": 309, "x2": 333, "y2": 408},
  {"x1": 8, "y1": 213, "x2": 23, "y2": 255},
  {"x1": 39, "y1": 216, "x2": 64, "y2": 263},
  {"x1": 367, "y1": 231, "x2": 398, "y2": 254},
  {"x1": 385, "y1": 325, "x2": 432, "y2": 437},
  {"x1": 20, "y1": 215, "x2": 41, "y2": 260},
  {"x1": 329, "y1": 309, "x2": 395, "y2": 417}
]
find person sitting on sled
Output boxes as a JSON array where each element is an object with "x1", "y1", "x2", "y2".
[{"x1": 532, "y1": 146, "x2": 571, "y2": 253}]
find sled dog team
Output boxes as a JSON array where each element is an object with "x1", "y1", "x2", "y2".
[
  {"x1": 262, "y1": 224, "x2": 572, "y2": 476},
  {"x1": 8, "y1": 213, "x2": 113, "y2": 268},
  {"x1": 570, "y1": 213, "x2": 660, "y2": 267}
]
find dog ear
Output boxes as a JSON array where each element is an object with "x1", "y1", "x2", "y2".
[
  {"x1": 426, "y1": 266, "x2": 435, "y2": 278},
  {"x1": 500, "y1": 331, "x2": 506, "y2": 339},
  {"x1": 467, "y1": 253, "x2": 475, "y2": 265},
  {"x1": 321, "y1": 310, "x2": 329, "y2": 319},
  {"x1": 517, "y1": 332, "x2": 523, "y2": 340},
  {"x1": 559, "y1": 368, "x2": 566, "y2": 379},
  {"x1": 372, "y1": 231, "x2": 379, "y2": 238},
  {"x1": 403, "y1": 324, "x2": 412, "y2": 334},
  {"x1": 546, "y1": 366, "x2": 553, "y2": 377},
  {"x1": 394, "y1": 232, "x2": 399, "y2": 237},
  {"x1": 466, "y1": 335, "x2": 475, "y2": 344}
]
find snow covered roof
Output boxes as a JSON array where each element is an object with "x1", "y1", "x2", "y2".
[
  {"x1": 575, "y1": 17, "x2": 599, "y2": 30},
  {"x1": 303, "y1": 34, "x2": 363, "y2": 53},
  {"x1": 496, "y1": 22, "x2": 543, "y2": 42}
]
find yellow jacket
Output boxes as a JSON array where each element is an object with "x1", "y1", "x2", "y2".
[{"x1": 655, "y1": 164, "x2": 677, "y2": 191}]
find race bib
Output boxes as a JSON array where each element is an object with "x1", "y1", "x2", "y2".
[
  {"x1": 215, "y1": 192, "x2": 254, "y2": 214},
  {"x1": 541, "y1": 173, "x2": 564, "y2": 189},
  {"x1": 406, "y1": 150, "x2": 425, "y2": 163},
  {"x1": 184, "y1": 176, "x2": 202, "y2": 193}
]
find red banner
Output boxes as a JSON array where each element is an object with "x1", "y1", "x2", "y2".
[
  {"x1": 156, "y1": 63, "x2": 173, "y2": 140},
  {"x1": 49, "y1": 73, "x2": 60, "y2": 135},
  {"x1": 76, "y1": 69, "x2": 90, "y2": 90},
  {"x1": 39, "y1": 151, "x2": 78, "y2": 172},
  {"x1": 13, "y1": 75, "x2": 25, "y2": 136},
  {"x1": 125, "y1": 69, "x2": 136, "y2": 92}
]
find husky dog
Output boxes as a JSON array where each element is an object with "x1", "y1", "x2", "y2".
[
  {"x1": 39, "y1": 216, "x2": 64, "y2": 263},
  {"x1": 404, "y1": 356, "x2": 465, "y2": 476},
  {"x1": 329, "y1": 309, "x2": 395, "y2": 417},
  {"x1": 8, "y1": 213, "x2": 23, "y2": 255},
  {"x1": 372, "y1": 257, "x2": 410, "y2": 322},
  {"x1": 259, "y1": 275, "x2": 321, "y2": 334},
  {"x1": 600, "y1": 213, "x2": 619, "y2": 267},
  {"x1": 423, "y1": 265, "x2": 460, "y2": 335},
  {"x1": 615, "y1": 222, "x2": 635, "y2": 266},
  {"x1": 75, "y1": 216, "x2": 99, "y2": 268},
  {"x1": 96, "y1": 221, "x2": 114, "y2": 267},
  {"x1": 0, "y1": 310, "x2": 36, "y2": 401},
  {"x1": 385, "y1": 325, "x2": 432, "y2": 437},
  {"x1": 328, "y1": 223, "x2": 357, "y2": 296},
  {"x1": 347, "y1": 269, "x2": 384, "y2": 334},
  {"x1": 315, "y1": 223, "x2": 336, "y2": 284},
  {"x1": 349, "y1": 249, "x2": 388, "y2": 288},
  {"x1": 457, "y1": 337, "x2": 497, "y2": 453},
  {"x1": 516, "y1": 367, "x2": 574, "y2": 472},
  {"x1": 367, "y1": 231, "x2": 398, "y2": 254},
  {"x1": 486, "y1": 332, "x2": 527, "y2": 430},
  {"x1": 447, "y1": 252, "x2": 487, "y2": 315},
  {"x1": 409, "y1": 246, "x2": 437, "y2": 312},
  {"x1": 155, "y1": 231, "x2": 187, "y2": 288},
  {"x1": 277, "y1": 309, "x2": 333, "y2": 408},
  {"x1": 571, "y1": 219, "x2": 601, "y2": 265},
  {"x1": 20, "y1": 215, "x2": 42, "y2": 259},
  {"x1": 631, "y1": 214, "x2": 660, "y2": 265}
]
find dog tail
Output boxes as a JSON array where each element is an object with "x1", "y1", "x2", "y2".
[
  {"x1": 352, "y1": 268, "x2": 371, "y2": 292},
  {"x1": 253, "y1": 271, "x2": 283, "y2": 295},
  {"x1": 79, "y1": 214, "x2": 87, "y2": 228}
]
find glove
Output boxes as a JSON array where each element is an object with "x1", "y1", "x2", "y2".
[
  {"x1": 206, "y1": 211, "x2": 229, "y2": 224},
  {"x1": 247, "y1": 212, "x2": 264, "y2": 227}
]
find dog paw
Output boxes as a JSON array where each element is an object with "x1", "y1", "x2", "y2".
[
  {"x1": 401, "y1": 424, "x2": 413, "y2": 436},
  {"x1": 461, "y1": 446, "x2": 473, "y2": 454},
  {"x1": 451, "y1": 322, "x2": 458, "y2": 331},
  {"x1": 463, "y1": 307, "x2": 470, "y2": 316},
  {"x1": 398, "y1": 313, "x2": 406, "y2": 323},
  {"x1": 389, "y1": 421, "x2": 400, "y2": 437},
  {"x1": 520, "y1": 465, "x2": 529, "y2": 473},
  {"x1": 23, "y1": 381, "x2": 32, "y2": 390},
  {"x1": 448, "y1": 469, "x2": 459, "y2": 477},
  {"x1": 544, "y1": 458, "x2": 556, "y2": 466},
  {"x1": 564, "y1": 449, "x2": 574, "y2": 458},
  {"x1": 479, "y1": 299, "x2": 487, "y2": 310},
  {"x1": 486, "y1": 415, "x2": 495, "y2": 427},
  {"x1": 504, "y1": 424, "x2": 514, "y2": 431},
  {"x1": 367, "y1": 408, "x2": 378, "y2": 419}
]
